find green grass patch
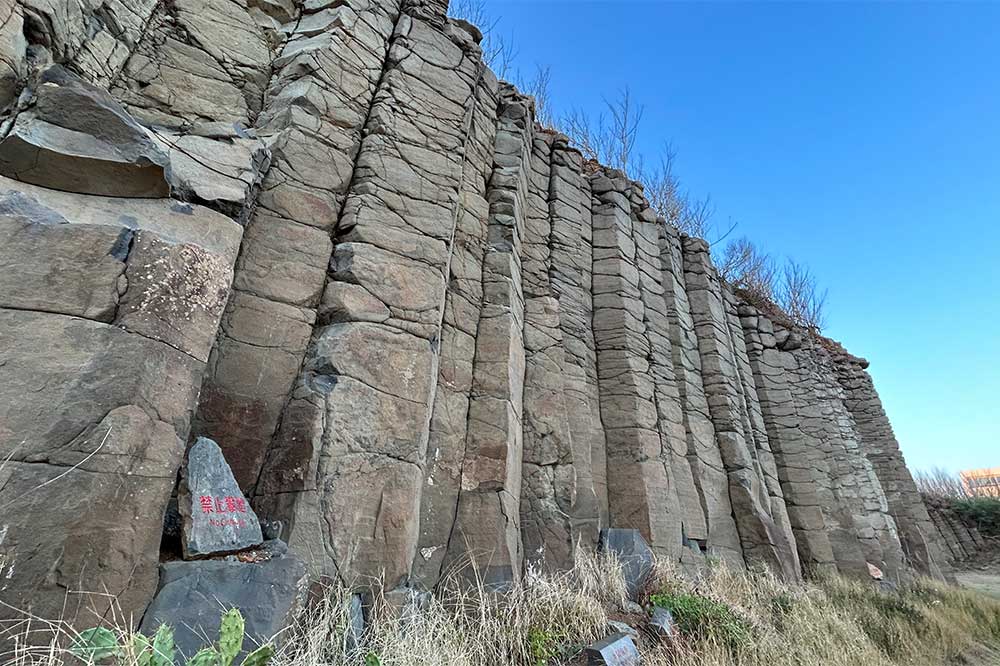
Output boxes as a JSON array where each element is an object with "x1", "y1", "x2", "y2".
[{"x1": 648, "y1": 592, "x2": 752, "y2": 651}]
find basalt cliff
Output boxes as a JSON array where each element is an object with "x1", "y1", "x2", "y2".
[{"x1": 0, "y1": 0, "x2": 952, "y2": 636}]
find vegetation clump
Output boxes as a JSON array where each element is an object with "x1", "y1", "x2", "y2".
[
  {"x1": 953, "y1": 497, "x2": 1000, "y2": 538},
  {"x1": 647, "y1": 592, "x2": 751, "y2": 652}
]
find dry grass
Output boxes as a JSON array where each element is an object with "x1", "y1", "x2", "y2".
[{"x1": 5, "y1": 548, "x2": 1000, "y2": 666}]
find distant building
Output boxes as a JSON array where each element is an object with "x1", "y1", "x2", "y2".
[{"x1": 960, "y1": 467, "x2": 1000, "y2": 497}]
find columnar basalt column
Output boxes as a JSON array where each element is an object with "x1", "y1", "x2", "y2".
[
  {"x1": 254, "y1": 6, "x2": 492, "y2": 590},
  {"x1": 835, "y1": 353, "x2": 950, "y2": 578},
  {"x1": 519, "y1": 132, "x2": 579, "y2": 570},
  {"x1": 548, "y1": 139, "x2": 608, "y2": 539},
  {"x1": 590, "y1": 169, "x2": 683, "y2": 559},
  {"x1": 739, "y1": 306, "x2": 840, "y2": 575},
  {"x1": 411, "y1": 60, "x2": 500, "y2": 587},
  {"x1": 682, "y1": 237, "x2": 798, "y2": 576},
  {"x1": 0, "y1": 176, "x2": 242, "y2": 629},
  {"x1": 442, "y1": 85, "x2": 532, "y2": 585},
  {"x1": 193, "y1": 0, "x2": 403, "y2": 489},
  {"x1": 658, "y1": 226, "x2": 740, "y2": 559}
]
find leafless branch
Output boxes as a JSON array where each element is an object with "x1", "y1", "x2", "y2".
[
  {"x1": 517, "y1": 64, "x2": 554, "y2": 128},
  {"x1": 776, "y1": 259, "x2": 828, "y2": 331}
]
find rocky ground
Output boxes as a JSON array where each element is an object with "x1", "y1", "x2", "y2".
[{"x1": 954, "y1": 540, "x2": 1000, "y2": 600}]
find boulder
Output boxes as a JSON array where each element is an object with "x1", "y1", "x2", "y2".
[
  {"x1": 607, "y1": 620, "x2": 638, "y2": 641},
  {"x1": 178, "y1": 437, "x2": 263, "y2": 559},
  {"x1": 139, "y1": 541, "x2": 307, "y2": 663},
  {"x1": 599, "y1": 529, "x2": 654, "y2": 600}
]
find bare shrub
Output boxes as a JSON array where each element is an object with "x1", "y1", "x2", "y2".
[
  {"x1": 516, "y1": 64, "x2": 554, "y2": 129},
  {"x1": 560, "y1": 86, "x2": 643, "y2": 175},
  {"x1": 916, "y1": 467, "x2": 971, "y2": 499},
  {"x1": 718, "y1": 239, "x2": 828, "y2": 331},
  {"x1": 718, "y1": 237, "x2": 777, "y2": 299},
  {"x1": 776, "y1": 260, "x2": 828, "y2": 331},
  {"x1": 641, "y1": 147, "x2": 722, "y2": 239}
]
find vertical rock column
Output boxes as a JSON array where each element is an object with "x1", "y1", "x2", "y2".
[
  {"x1": 590, "y1": 169, "x2": 682, "y2": 558},
  {"x1": 835, "y1": 354, "x2": 950, "y2": 578},
  {"x1": 682, "y1": 238, "x2": 798, "y2": 576},
  {"x1": 255, "y1": 7, "x2": 490, "y2": 590},
  {"x1": 780, "y1": 337, "x2": 897, "y2": 577},
  {"x1": 739, "y1": 308, "x2": 839, "y2": 575},
  {"x1": 630, "y1": 190, "x2": 693, "y2": 566},
  {"x1": 723, "y1": 291, "x2": 800, "y2": 580},
  {"x1": 443, "y1": 86, "x2": 531, "y2": 585},
  {"x1": 658, "y1": 225, "x2": 740, "y2": 560},
  {"x1": 412, "y1": 59, "x2": 500, "y2": 587},
  {"x1": 547, "y1": 137, "x2": 607, "y2": 543},
  {"x1": 193, "y1": 0, "x2": 403, "y2": 488},
  {"x1": 519, "y1": 131, "x2": 578, "y2": 570}
]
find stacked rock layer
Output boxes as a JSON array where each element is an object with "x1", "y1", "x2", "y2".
[{"x1": 0, "y1": 0, "x2": 949, "y2": 634}]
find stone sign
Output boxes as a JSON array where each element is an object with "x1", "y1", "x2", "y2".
[
  {"x1": 178, "y1": 437, "x2": 263, "y2": 558},
  {"x1": 585, "y1": 633, "x2": 641, "y2": 666}
]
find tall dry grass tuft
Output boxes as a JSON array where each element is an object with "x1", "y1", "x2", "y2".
[{"x1": 274, "y1": 545, "x2": 620, "y2": 666}]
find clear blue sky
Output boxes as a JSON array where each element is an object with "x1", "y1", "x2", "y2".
[{"x1": 478, "y1": 0, "x2": 998, "y2": 475}]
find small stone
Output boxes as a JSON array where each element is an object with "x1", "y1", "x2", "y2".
[
  {"x1": 867, "y1": 562, "x2": 885, "y2": 580},
  {"x1": 607, "y1": 620, "x2": 638, "y2": 640},
  {"x1": 649, "y1": 606, "x2": 677, "y2": 639},
  {"x1": 178, "y1": 437, "x2": 263, "y2": 558},
  {"x1": 345, "y1": 594, "x2": 365, "y2": 654},
  {"x1": 585, "y1": 633, "x2": 640, "y2": 666},
  {"x1": 621, "y1": 600, "x2": 644, "y2": 615}
]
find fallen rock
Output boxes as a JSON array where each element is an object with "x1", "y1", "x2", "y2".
[
  {"x1": 139, "y1": 540, "x2": 306, "y2": 663},
  {"x1": 607, "y1": 620, "x2": 638, "y2": 641},
  {"x1": 585, "y1": 632, "x2": 640, "y2": 666},
  {"x1": 868, "y1": 562, "x2": 885, "y2": 580},
  {"x1": 599, "y1": 529, "x2": 654, "y2": 600},
  {"x1": 178, "y1": 437, "x2": 263, "y2": 559},
  {"x1": 0, "y1": 66, "x2": 170, "y2": 197},
  {"x1": 648, "y1": 606, "x2": 677, "y2": 639}
]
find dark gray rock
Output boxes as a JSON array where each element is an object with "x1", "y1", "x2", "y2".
[
  {"x1": 345, "y1": 594, "x2": 364, "y2": 653},
  {"x1": 0, "y1": 190, "x2": 68, "y2": 224},
  {"x1": 139, "y1": 540, "x2": 307, "y2": 663},
  {"x1": 585, "y1": 633, "x2": 640, "y2": 666},
  {"x1": 648, "y1": 606, "x2": 677, "y2": 639},
  {"x1": 0, "y1": 65, "x2": 170, "y2": 197},
  {"x1": 599, "y1": 529, "x2": 654, "y2": 600},
  {"x1": 178, "y1": 437, "x2": 263, "y2": 558}
]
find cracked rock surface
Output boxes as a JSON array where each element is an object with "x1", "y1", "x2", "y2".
[{"x1": 0, "y1": 0, "x2": 951, "y2": 644}]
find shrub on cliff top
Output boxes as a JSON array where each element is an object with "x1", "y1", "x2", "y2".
[{"x1": 953, "y1": 496, "x2": 1000, "y2": 538}]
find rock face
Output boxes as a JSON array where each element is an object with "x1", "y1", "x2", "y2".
[{"x1": 0, "y1": 0, "x2": 950, "y2": 644}]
